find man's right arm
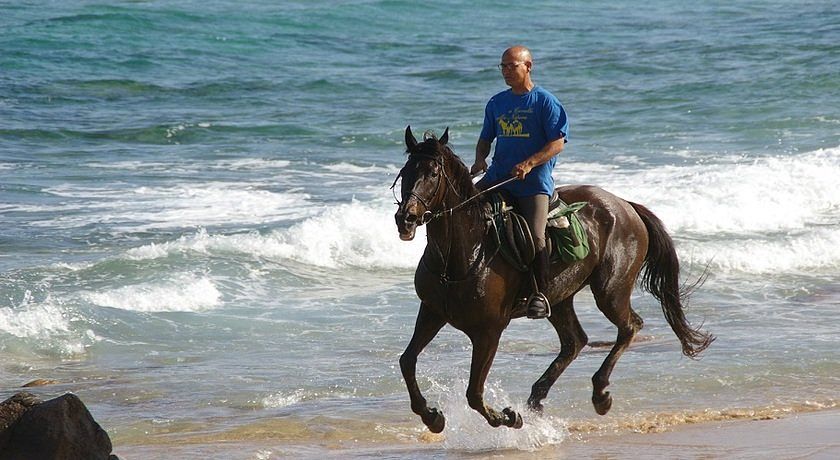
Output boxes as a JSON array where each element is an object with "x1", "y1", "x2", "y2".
[{"x1": 471, "y1": 138, "x2": 492, "y2": 175}]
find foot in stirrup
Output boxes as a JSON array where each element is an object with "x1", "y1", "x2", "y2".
[{"x1": 526, "y1": 292, "x2": 551, "y2": 319}]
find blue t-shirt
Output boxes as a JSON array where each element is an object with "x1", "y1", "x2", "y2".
[{"x1": 479, "y1": 86, "x2": 569, "y2": 197}]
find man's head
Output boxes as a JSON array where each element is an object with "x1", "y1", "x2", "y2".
[{"x1": 499, "y1": 46, "x2": 533, "y2": 92}]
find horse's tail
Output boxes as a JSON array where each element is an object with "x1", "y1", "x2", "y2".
[{"x1": 629, "y1": 202, "x2": 715, "y2": 358}]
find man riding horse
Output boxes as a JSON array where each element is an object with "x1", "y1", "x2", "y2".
[
  {"x1": 393, "y1": 45, "x2": 713, "y2": 434},
  {"x1": 471, "y1": 45, "x2": 568, "y2": 319}
]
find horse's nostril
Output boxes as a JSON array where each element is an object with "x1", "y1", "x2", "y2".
[{"x1": 405, "y1": 214, "x2": 417, "y2": 224}]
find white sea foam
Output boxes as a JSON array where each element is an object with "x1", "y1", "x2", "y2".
[
  {"x1": 51, "y1": 261, "x2": 96, "y2": 271},
  {"x1": 586, "y1": 147, "x2": 840, "y2": 235},
  {"x1": 33, "y1": 183, "x2": 313, "y2": 231},
  {"x1": 122, "y1": 200, "x2": 425, "y2": 269},
  {"x1": 87, "y1": 158, "x2": 291, "y2": 172},
  {"x1": 261, "y1": 389, "x2": 308, "y2": 409},
  {"x1": 322, "y1": 162, "x2": 399, "y2": 174},
  {"x1": 87, "y1": 160, "x2": 184, "y2": 171},
  {"x1": 0, "y1": 290, "x2": 91, "y2": 355},
  {"x1": 264, "y1": 199, "x2": 425, "y2": 269},
  {"x1": 685, "y1": 227, "x2": 840, "y2": 274},
  {"x1": 0, "y1": 291, "x2": 70, "y2": 338},
  {"x1": 120, "y1": 231, "x2": 220, "y2": 261},
  {"x1": 211, "y1": 158, "x2": 291, "y2": 170},
  {"x1": 83, "y1": 275, "x2": 221, "y2": 312},
  {"x1": 555, "y1": 147, "x2": 840, "y2": 274}
]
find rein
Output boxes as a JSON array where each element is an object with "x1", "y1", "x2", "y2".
[
  {"x1": 426, "y1": 174, "x2": 518, "y2": 222},
  {"x1": 391, "y1": 152, "x2": 517, "y2": 225},
  {"x1": 393, "y1": 150, "x2": 508, "y2": 286}
]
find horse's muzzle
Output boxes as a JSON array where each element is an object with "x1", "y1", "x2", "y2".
[
  {"x1": 396, "y1": 210, "x2": 418, "y2": 241},
  {"x1": 396, "y1": 199, "x2": 432, "y2": 240}
]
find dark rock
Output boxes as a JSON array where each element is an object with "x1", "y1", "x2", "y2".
[
  {"x1": 0, "y1": 392, "x2": 116, "y2": 460},
  {"x1": 0, "y1": 392, "x2": 41, "y2": 435}
]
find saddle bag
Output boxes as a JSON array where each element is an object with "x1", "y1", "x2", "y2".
[{"x1": 547, "y1": 201, "x2": 590, "y2": 263}]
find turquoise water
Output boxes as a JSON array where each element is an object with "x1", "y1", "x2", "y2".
[{"x1": 2, "y1": 1, "x2": 839, "y2": 458}]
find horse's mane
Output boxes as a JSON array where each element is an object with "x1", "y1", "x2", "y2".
[{"x1": 409, "y1": 132, "x2": 477, "y2": 199}]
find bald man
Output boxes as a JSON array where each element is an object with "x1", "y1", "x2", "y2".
[{"x1": 471, "y1": 45, "x2": 569, "y2": 319}]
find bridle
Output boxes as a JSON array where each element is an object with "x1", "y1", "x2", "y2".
[
  {"x1": 392, "y1": 152, "x2": 517, "y2": 225},
  {"x1": 392, "y1": 151, "x2": 463, "y2": 225},
  {"x1": 392, "y1": 145, "x2": 513, "y2": 286}
]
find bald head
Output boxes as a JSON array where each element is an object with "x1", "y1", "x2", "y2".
[
  {"x1": 503, "y1": 46, "x2": 532, "y2": 65},
  {"x1": 499, "y1": 46, "x2": 534, "y2": 93}
]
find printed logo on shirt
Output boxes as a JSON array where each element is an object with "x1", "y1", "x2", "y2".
[{"x1": 497, "y1": 108, "x2": 532, "y2": 138}]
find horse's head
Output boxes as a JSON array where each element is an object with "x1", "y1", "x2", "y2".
[{"x1": 394, "y1": 125, "x2": 451, "y2": 241}]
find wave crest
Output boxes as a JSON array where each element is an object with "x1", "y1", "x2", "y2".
[
  {"x1": 124, "y1": 200, "x2": 425, "y2": 269},
  {"x1": 83, "y1": 275, "x2": 221, "y2": 312}
]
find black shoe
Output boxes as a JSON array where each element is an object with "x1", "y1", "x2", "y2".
[{"x1": 526, "y1": 292, "x2": 551, "y2": 319}]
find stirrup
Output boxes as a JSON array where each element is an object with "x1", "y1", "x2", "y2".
[{"x1": 526, "y1": 292, "x2": 551, "y2": 319}]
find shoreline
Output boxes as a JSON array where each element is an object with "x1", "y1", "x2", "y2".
[{"x1": 111, "y1": 408, "x2": 840, "y2": 459}]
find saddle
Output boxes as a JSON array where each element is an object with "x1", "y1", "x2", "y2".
[{"x1": 487, "y1": 191, "x2": 590, "y2": 272}]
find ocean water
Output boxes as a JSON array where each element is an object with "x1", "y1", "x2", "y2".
[{"x1": 1, "y1": 1, "x2": 839, "y2": 458}]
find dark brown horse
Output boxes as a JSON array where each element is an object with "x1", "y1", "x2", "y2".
[{"x1": 394, "y1": 126, "x2": 714, "y2": 432}]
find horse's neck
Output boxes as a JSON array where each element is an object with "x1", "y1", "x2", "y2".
[
  {"x1": 421, "y1": 156, "x2": 486, "y2": 276},
  {"x1": 425, "y1": 203, "x2": 485, "y2": 277}
]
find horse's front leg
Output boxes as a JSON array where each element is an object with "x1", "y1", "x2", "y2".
[
  {"x1": 466, "y1": 330, "x2": 523, "y2": 429},
  {"x1": 400, "y1": 303, "x2": 447, "y2": 433}
]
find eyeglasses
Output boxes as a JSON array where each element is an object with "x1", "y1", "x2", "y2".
[{"x1": 497, "y1": 62, "x2": 525, "y2": 71}]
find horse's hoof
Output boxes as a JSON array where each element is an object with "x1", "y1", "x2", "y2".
[
  {"x1": 502, "y1": 407, "x2": 523, "y2": 429},
  {"x1": 424, "y1": 408, "x2": 446, "y2": 433},
  {"x1": 592, "y1": 391, "x2": 612, "y2": 415},
  {"x1": 526, "y1": 398, "x2": 544, "y2": 414}
]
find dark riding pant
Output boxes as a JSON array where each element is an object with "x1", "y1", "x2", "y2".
[
  {"x1": 516, "y1": 194, "x2": 551, "y2": 320},
  {"x1": 513, "y1": 194, "x2": 548, "y2": 255},
  {"x1": 475, "y1": 178, "x2": 550, "y2": 297}
]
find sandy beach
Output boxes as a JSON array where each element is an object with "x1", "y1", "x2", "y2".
[
  {"x1": 554, "y1": 409, "x2": 840, "y2": 460},
  {"x1": 110, "y1": 408, "x2": 840, "y2": 459}
]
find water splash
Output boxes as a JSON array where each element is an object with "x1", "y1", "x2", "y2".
[{"x1": 423, "y1": 378, "x2": 568, "y2": 452}]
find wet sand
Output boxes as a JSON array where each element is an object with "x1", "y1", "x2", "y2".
[
  {"x1": 112, "y1": 409, "x2": 840, "y2": 459},
  {"x1": 555, "y1": 409, "x2": 840, "y2": 459}
]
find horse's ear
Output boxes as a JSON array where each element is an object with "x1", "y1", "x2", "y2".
[
  {"x1": 439, "y1": 127, "x2": 449, "y2": 146},
  {"x1": 405, "y1": 125, "x2": 418, "y2": 151}
]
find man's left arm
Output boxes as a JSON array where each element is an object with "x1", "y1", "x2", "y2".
[{"x1": 511, "y1": 136, "x2": 565, "y2": 180}]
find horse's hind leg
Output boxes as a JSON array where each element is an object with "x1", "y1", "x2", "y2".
[
  {"x1": 400, "y1": 303, "x2": 447, "y2": 432},
  {"x1": 527, "y1": 297, "x2": 588, "y2": 413},
  {"x1": 590, "y1": 283, "x2": 644, "y2": 415},
  {"x1": 466, "y1": 330, "x2": 523, "y2": 429}
]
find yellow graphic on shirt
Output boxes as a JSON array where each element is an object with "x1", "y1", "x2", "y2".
[{"x1": 497, "y1": 108, "x2": 531, "y2": 138}]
